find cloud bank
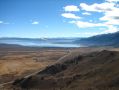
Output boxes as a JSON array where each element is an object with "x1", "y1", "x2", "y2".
[{"x1": 61, "y1": 0, "x2": 119, "y2": 35}]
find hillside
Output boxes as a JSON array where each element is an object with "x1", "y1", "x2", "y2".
[
  {"x1": 75, "y1": 32, "x2": 119, "y2": 47},
  {"x1": 8, "y1": 49, "x2": 119, "y2": 90}
]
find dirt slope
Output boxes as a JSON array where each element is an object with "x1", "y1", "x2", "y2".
[{"x1": 10, "y1": 50, "x2": 119, "y2": 90}]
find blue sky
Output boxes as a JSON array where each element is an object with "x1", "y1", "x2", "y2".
[{"x1": 0, "y1": 0, "x2": 119, "y2": 38}]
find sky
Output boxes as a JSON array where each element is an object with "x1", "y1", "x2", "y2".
[{"x1": 0, "y1": 0, "x2": 119, "y2": 38}]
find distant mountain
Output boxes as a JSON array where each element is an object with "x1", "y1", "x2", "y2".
[
  {"x1": 0, "y1": 37, "x2": 80, "y2": 47},
  {"x1": 74, "y1": 32, "x2": 119, "y2": 47}
]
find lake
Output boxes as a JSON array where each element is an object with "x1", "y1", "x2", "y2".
[{"x1": 0, "y1": 39, "x2": 80, "y2": 48}]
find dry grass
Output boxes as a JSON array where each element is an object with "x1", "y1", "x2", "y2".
[
  {"x1": 9, "y1": 48, "x2": 119, "y2": 90},
  {"x1": 2, "y1": 46, "x2": 119, "y2": 90},
  {"x1": 0, "y1": 48, "x2": 68, "y2": 84}
]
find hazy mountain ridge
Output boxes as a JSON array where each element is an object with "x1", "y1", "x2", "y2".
[
  {"x1": 1, "y1": 31, "x2": 119, "y2": 47},
  {"x1": 75, "y1": 32, "x2": 119, "y2": 47}
]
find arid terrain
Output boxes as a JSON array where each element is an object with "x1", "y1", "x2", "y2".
[
  {"x1": 1, "y1": 46, "x2": 119, "y2": 90},
  {"x1": 0, "y1": 45, "x2": 69, "y2": 85}
]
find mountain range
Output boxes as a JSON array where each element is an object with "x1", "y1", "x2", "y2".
[
  {"x1": 0, "y1": 31, "x2": 119, "y2": 47},
  {"x1": 75, "y1": 32, "x2": 119, "y2": 47}
]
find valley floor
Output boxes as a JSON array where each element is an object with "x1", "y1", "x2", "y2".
[
  {"x1": 0, "y1": 46, "x2": 69, "y2": 85},
  {"x1": 0, "y1": 46, "x2": 119, "y2": 90}
]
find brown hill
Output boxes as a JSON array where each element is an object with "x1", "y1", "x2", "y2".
[{"x1": 12, "y1": 50, "x2": 119, "y2": 90}]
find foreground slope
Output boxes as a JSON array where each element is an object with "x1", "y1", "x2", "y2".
[{"x1": 8, "y1": 50, "x2": 119, "y2": 90}]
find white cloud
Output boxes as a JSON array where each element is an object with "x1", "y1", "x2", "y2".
[
  {"x1": 61, "y1": 13, "x2": 81, "y2": 19},
  {"x1": 82, "y1": 12, "x2": 91, "y2": 15},
  {"x1": 63, "y1": 5, "x2": 80, "y2": 12},
  {"x1": 102, "y1": 25, "x2": 118, "y2": 33},
  {"x1": 100, "y1": 8, "x2": 119, "y2": 25},
  {"x1": 79, "y1": 1, "x2": 119, "y2": 33},
  {"x1": 61, "y1": 0, "x2": 119, "y2": 34},
  {"x1": 69, "y1": 20, "x2": 105, "y2": 28},
  {"x1": 80, "y1": 2, "x2": 115, "y2": 12},
  {"x1": 80, "y1": 0, "x2": 119, "y2": 26},
  {"x1": 32, "y1": 21, "x2": 39, "y2": 25},
  {"x1": 70, "y1": 20, "x2": 119, "y2": 34}
]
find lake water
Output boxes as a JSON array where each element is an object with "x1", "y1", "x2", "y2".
[
  {"x1": 24, "y1": 42, "x2": 80, "y2": 47},
  {"x1": 0, "y1": 40, "x2": 80, "y2": 48}
]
